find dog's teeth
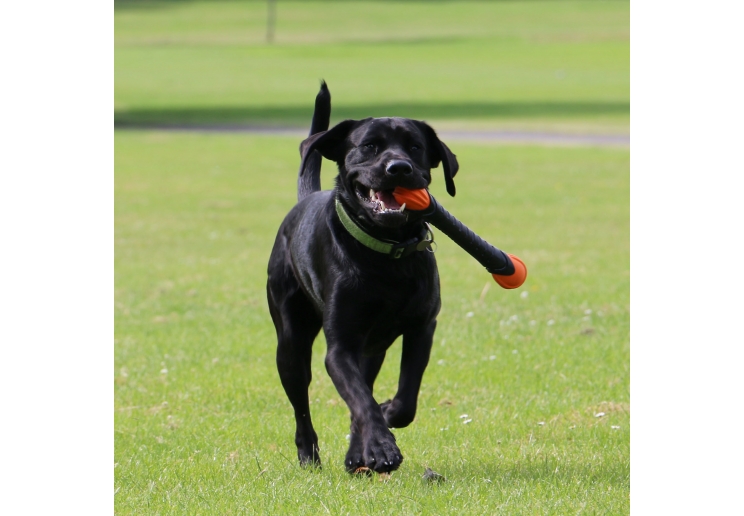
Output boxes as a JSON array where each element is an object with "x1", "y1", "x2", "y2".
[
  {"x1": 400, "y1": 203, "x2": 406, "y2": 212},
  {"x1": 370, "y1": 188, "x2": 375, "y2": 199}
]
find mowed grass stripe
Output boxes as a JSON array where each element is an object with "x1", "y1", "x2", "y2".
[{"x1": 115, "y1": 0, "x2": 629, "y2": 131}]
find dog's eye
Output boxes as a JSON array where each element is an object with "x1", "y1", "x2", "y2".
[
  {"x1": 410, "y1": 145, "x2": 421, "y2": 152},
  {"x1": 364, "y1": 143, "x2": 375, "y2": 149}
]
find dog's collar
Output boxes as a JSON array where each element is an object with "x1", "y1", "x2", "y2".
[{"x1": 334, "y1": 197, "x2": 433, "y2": 259}]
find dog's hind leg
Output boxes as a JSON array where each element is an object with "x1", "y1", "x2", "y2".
[
  {"x1": 380, "y1": 320, "x2": 436, "y2": 429},
  {"x1": 267, "y1": 280, "x2": 323, "y2": 467}
]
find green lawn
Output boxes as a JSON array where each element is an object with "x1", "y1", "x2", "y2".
[
  {"x1": 115, "y1": 0, "x2": 629, "y2": 512},
  {"x1": 115, "y1": 0, "x2": 629, "y2": 133},
  {"x1": 115, "y1": 132, "x2": 629, "y2": 513}
]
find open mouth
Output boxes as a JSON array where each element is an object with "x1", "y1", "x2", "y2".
[{"x1": 354, "y1": 183, "x2": 407, "y2": 214}]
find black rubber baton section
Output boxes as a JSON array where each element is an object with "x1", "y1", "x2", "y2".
[{"x1": 421, "y1": 196, "x2": 516, "y2": 276}]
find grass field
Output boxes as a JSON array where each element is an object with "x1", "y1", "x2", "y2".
[
  {"x1": 115, "y1": 0, "x2": 629, "y2": 513},
  {"x1": 114, "y1": 132, "x2": 629, "y2": 513}
]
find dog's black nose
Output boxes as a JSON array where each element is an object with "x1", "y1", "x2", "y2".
[{"x1": 386, "y1": 160, "x2": 413, "y2": 176}]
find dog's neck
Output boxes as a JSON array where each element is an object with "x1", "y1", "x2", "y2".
[{"x1": 335, "y1": 188, "x2": 427, "y2": 243}]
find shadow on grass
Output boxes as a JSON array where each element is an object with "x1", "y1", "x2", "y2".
[
  {"x1": 114, "y1": 101, "x2": 630, "y2": 128},
  {"x1": 115, "y1": 0, "x2": 480, "y2": 10},
  {"x1": 115, "y1": 0, "x2": 262, "y2": 10}
]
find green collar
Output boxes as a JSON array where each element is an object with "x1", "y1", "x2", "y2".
[{"x1": 334, "y1": 196, "x2": 433, "y2": 259}]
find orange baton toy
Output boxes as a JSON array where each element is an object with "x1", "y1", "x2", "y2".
[{"x1": 393, "y1": 187, "x2": 527, "y2": 289}]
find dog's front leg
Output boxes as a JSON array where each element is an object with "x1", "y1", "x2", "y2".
[
  {"x1": 324, "y1": 339, "x2": 403, "y2": 473},
  {"x1": 380, "y1": 320, "x2": 436, "y2": 429}
]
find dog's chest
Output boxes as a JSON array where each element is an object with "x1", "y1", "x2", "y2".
[{"x1": 345, "y1": 267, "x2": 439, "y2": 353}]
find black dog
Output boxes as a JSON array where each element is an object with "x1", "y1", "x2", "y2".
[{"x1": 267, "y1": 82, "x2": 458, "y2": 474}]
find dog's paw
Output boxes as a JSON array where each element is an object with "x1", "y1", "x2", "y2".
[
  {"x1": 380, "y1": 398, "x2": 416, "y2": 429},
  {"x1": 362, "y1": 429, "x2": 403, "y2": 473},
  {"x1": 297, "y1": 443, "x2": 321, "y2": 468},
  {"x1": 298, "y1": 448, "x2": 322, "y2": 469},
  {"x1": 345, "y1": 432, "x2": 365, "y2": 473},
  {"x1": 296, "y1": 431, "x2": 321, "y2": 468}
]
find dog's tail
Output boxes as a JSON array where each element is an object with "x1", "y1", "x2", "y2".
[{"x1": 298, "y1": 81, "x2": 331, "y2": 202}]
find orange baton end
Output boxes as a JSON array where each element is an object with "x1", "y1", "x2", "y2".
[
  {"x1": 392, "y1": 187, "x2": 431, "y2": 211},
  {"x1": 492, "y1": 254, "x2": 527, "y2": 289}
]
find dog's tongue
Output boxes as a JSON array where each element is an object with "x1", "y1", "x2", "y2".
[{"x1": 376, "y1": 190, "x2": 401, "y2": 210}]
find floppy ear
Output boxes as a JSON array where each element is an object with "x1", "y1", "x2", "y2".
[
  {"x1": 299, "y1": 119, "x2": 357, "y2": 172},
  {"x1": 297, "y1": 119, "x2": 357, "y2": 201},
  {"x1": 414, "y1": 121, "x2": 459, "y2": 197}
]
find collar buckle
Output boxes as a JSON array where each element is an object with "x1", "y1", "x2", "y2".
[{"x1": 390, "y1": 223, "x2": 435, "y2": 259}]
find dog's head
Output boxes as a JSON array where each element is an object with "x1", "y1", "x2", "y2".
[{"x1": 300, "y1": 117, "x2": 458, "y2": 228}]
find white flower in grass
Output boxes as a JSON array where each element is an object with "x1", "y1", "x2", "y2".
[
  {"x1": 521, "y1": 291, "x2": 529, "y2": 299},
  {"x1": 595, "y1": 412, "x2": 606, "y2": 418},
  {"x1": 437, "y1": 359, "x2": 445, "y2": 365},
  {"x1": 160, "y1": 368, "x2": 168, "y2": 374},
  {"x1": 547, "y1": 319, "x2": 555, "y2": 326},
  {"x1": 489, "y1": 355, "x2": 496, "y2": 361},
  {"x1": 584, "y1": 309, "x2": 592, "y2": 315},
  {"x1": 459, "y1": 414, "x2": 469, "y2": 419},
  {"x1": 466, "y1": 312, "x2": 474, "y2": 318},
  {"x1": 463, "y1": 419, "x2": 472, "y2": 424},
  {"x1": 611, "y1": 426, "x2": 620, "y2": 430},
  {"x1": 537, "y1": 422, "x2": 545, "y2": 426}
]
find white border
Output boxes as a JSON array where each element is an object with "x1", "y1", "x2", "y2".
[
  {"x1": 0, "y1": 0, "x2": 112, "y2": 513},
  {"x1": 632, "y1": 1, "x2": 744, "y2": 513}
]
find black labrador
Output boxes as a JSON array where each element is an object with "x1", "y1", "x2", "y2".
[{"x1": 267, "y1": 82, "x2": 458, "y2": 474}]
